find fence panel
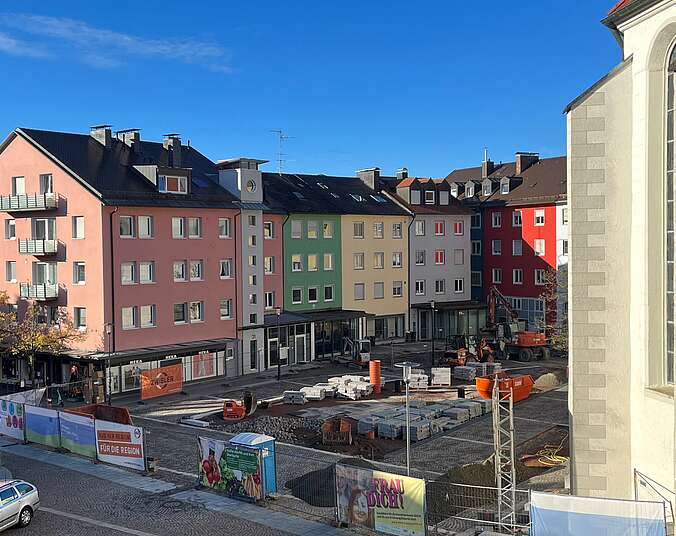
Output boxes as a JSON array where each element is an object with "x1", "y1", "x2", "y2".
[
  {"x1": 25, "y1": 405, "x2": 60, "y2": 447},
  {"x1": 0, "y1": 399, "x2": 25, "y2": 441},
  {"x1": 94, "y1": 420, "x2": 145, "y2": 471},
  {"x1": 59, "y1": 411, "x2": 96, "y2": 459}
]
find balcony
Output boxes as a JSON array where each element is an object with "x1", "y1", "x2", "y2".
[
  {"x1": 19, "y1": 283, "x2": 59, "y2": 301},
  {"x1": 0, "y1": 193, "x2": 58, "y2": 212},
  {"x1": 18, "y1": 239, "x2": 58, "y2": 256}
]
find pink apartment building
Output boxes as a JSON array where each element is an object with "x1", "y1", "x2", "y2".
[{"x1": 0, "y1": 126, "x2": 285, "y2": 395}]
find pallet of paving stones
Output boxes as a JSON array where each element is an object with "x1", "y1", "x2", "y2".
[
  {"x1": 409, "y1": 407, "x2": 439, "y2": 420},
  {"x1": 407, "y1": 421, "x2": 431, "y2": 441},
  {"x1": 300, "y1": 386, "x2": 326, "y2": 401},
  {"x1": 484, "y1": 362, "x2": 503, "y2": 376},
  {"x1": 357, "y1": 416, "x2": 380, "y2": 434},
  {"x1": 425, "y1": 403, "x2": 453, "y2": 416},
  {"x1": 473, "y1": 398, "x2": 492, "y2": 414},
  {"x1": 453, "y1": 366, "x2": 477, "y2": 382},
  {"x1": 377, "y1": 419, "x2": 406, "y2": 439},
  {"x1": 312, "y1": 383, "x2": 338, "y2": 398},
  {"x1": 431, "y1": 367, "x2": 453, "y2": 386},
  {"x1": 408, "y1": 373, "x2": 429, "y2": 389},
  {"x1": 283, "y1": 391, "x2": 307, "y2": 405},
  {"x1": 453, "y1": 400, "x2": 483, "y2": 418},
  {"x1": 441, "y1": 407, "x2": 471, "y2": 423},
  {"x1": 429, "y1": 417, "x2": 452, "y2": 434},
  {"x1": 465, "y1": 362, "x2": 488, "y2": 377}
]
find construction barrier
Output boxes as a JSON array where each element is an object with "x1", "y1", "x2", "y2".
[
  {"x1": 95, "y1": 420, "x2": 146, "y2": 471},
  {"x1": 25, "y1": 405, "x2": 60, "y2": 447},
  {"x1": 59, "y1": 411, "x2": 96, "y2": 459},
  {"x1": 0, "y1": 399, "x2": 25, "y2": 441}
]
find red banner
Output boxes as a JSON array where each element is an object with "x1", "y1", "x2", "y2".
[{"x1": 140, "y1": 363, "x2": 183, "y2": 400}]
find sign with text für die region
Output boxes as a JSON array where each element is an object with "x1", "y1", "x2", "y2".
[
  {"x1": 140, "y1": 362, "x2": 183, "y2": 400},
  {"x1": 94, "y1": 420, "x2": 145, "y2": 471}
]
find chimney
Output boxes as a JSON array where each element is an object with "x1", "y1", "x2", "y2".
[
  {"x1": 90, "y1": 125, "x2": 112, "y2": 148},
  {"x1": 116, "y1": 129, "x2": 141, "y2": 154},
  {"x1": 163, "y1": 133, "x2": 182, "y2": 168},
  {"x1": 515, "y1": 152, "x2": 539, "y2": 175},
  {"x1": 357, "y1": 167, "x2": 380, "y2": 190},
  {"x1": 481, "y1": 147, "x2": 494, "y2": 179},
  {"x1": 396, "y1": 167, "x2": 409, "y2": 181}
]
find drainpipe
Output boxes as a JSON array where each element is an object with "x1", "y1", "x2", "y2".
[
  {"x1": 406, "y1": 214, "x2": 415, "y2": 335},
  {"x1": 233, "y1": 209, "x2": 242, "y2": 376},
  {"x1": 108, "y1": 207, "x2": 118, "y2": 352}
]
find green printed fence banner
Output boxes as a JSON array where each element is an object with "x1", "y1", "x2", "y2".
[
  {"x1": 59, "y1": 412, "x2": 96, "y2": 459},
  {"x1": 0, "y1": 399, "x2": 25, "y2": 441},
  {"x1": 25, "y1": 405, "x2": 60, "y2": 447}
]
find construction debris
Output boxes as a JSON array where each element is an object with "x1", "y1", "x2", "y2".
[{"x1": 283, "y1": 391, "x2": 307, "y2": 405}]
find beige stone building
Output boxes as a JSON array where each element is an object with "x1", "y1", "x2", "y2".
[{"x1": 566, "y1": 0, "x2": 676, "y2": 507}]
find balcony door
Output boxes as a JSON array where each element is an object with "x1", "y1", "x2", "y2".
[
  {"x1": 33, "y1": 218, "x2": 55, "y2": 240},
  {"x1": 33, "y1": 262, "x2": 57, "y2": 285},
  {"x1": 11, "y1": 177, "x2": 25, "y2": 196}
]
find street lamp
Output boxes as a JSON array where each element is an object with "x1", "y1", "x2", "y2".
[
  {"x1": 275, "y1": 307, "x2": 282, "y2": 381},
  {"x1": 430, "y1": 301, "x2": 436, "y2": 367},
  {"x1": 104, "y1": 322, "x2": 113, "y2": 405},
  {"x1": 395, "y1": 361, "x2": 419, "y2": 476}
]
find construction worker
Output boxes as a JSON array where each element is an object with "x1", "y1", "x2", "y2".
[{"x1": 478, "y1": 338, "x2": 495, "y2": 363}]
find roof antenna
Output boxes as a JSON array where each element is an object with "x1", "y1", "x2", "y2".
[{"x1": 270, "y1": 129, "x2": 295, "y2": 174}]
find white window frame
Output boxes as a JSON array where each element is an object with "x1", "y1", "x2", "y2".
[
  {"x1": 512, "y1": 239, "x2": 523, "y2": 256},
  {"x1": 174, "y1": 303, "x2": 187, "y2": 324},
  {"x1": 374, "y1": 252, "x2": 384, "y2": 269},
  {"x1": 415, "y1": 280, "x2": 425, "y2": 296},
  {"x1": 121, "y1": 306, "x2": 139, "y2": 330},
  {"x1": 72, "y1": 261, "x2": 86, "y2": 285},
  {"x1": 173, "y1": 260, "x2": 187, "y2": 282},
  {"x1": 424, "y1": 190, "x2": 435, "y2": 204},
  {"x1": 308, "y1": 254, "x2": 318, "y2": 272},
  {"x1": 373, "y1": 222, "x2": 384, "y2": 239},
  {"x1": 354, "y1": 253, "x2": 364, "y2": 270},
  {"x1": 353, "y1": 221, "x2": 365, "y2": 239},
  {"x1": 189, "y1": 259, "x2": 204, "y2": 281},
  {"x1": 139, "y1": 261, "x2": 155, "y2": 284},
  {"x1": 453, "y1": 249, "x2": 464, "y2": 265},
  {"x1": 323, "y1": 253, "x2": 334, "y2": 271},
  {"x1": 414, "y1": 220, "x2": 425, "y2": 236},
  {"x1": 492, "y1": 268, "x2": 502, "y2": 284},
  {"x1": 265, "y1": 291, "x2": 275, "y2": 309},
  {"x1": 264, "y1": 256, "x2": 275, "y2": 275},
  {"x1": 219, "y1": 217, "x2": 231, "y2": 238},
  {"x1": 323, "y1": 222, "x2": 334, "y2": 238},
  {"x1": 492, "y1": 212, "x2": 502, "y2": 228},
  {"x1": 307, "y1": 221, "x2": 318, "y2": 239},
  {"x1": 392, "y1": 222, "x2": 403, "y2": 239},
  {"x1": 393, "y1": 281, "x2": 403, "y2": 297},
  {"x1": 415, "y1": 250, "x2": 425, "y2": 266},
  {"x1": 219, "y1": 259, "x2": 232, "y2": 279},
  {"x1": 534, "y1": 238, "x2": 546, "y2": 257},
  {"x1": 453, "y1": 221, "x2": 464, "y2": 236},
  {"x1": 492, "y1": 239, "x2": 502, "y2": 256},
  {"x1": 471, "y1": 240, "x2": 481, "y2": 256},
  {"x1": 263, "y1": 221, "x2": 274, "y2": 239},
  {"x1": 471, "y1": 212, "x2": 481, "y2": 229},
  {"x1": 308, "y1": 286, "x2": 319, "y2": 303},
  {"x1": 140, "y1": 304, "x2": 156, "y2": 328},
  {"x1": 119, "y1": 216, "x2": 135, "y2": 238},
  {"x1": 535, "y1": 209, "x2": 545, "y2": 226},
  {"x1": 172, "y1": 217, "x2": 186, "y2": 239},
  {"x1": 434, "y1": 220, "x2": 445, "y2": 236},
  {"x1": 435, "y1": 279, "x2": 446, "y2": 294},
  {"x1": 121, "y1": 262, "x2": 137, "y2": 285},
  {"x1": 188, "y1": 217, "x2": 202, "y2": 239},
  {"x1": 512, "y1": 210, "x2": 522, "y2": 227},
  {"x1": 471, "y1": 271, "x2": 482, "y2": 287},
  {"x1": 354, "y1": 282, "x2": 365, "y2": 301},
  {"x1": 392, "y1": 251, "x2": 402, "y2": 268},
  {"x1": 324, "y1": 284, "x2": 334, "y2": 302},
  {"x1": 373, "y1": 281, "x2": 385, "y2": 299},
  {"x1": 292, "y1": 287, "x2": 303, "y2": 304},
  {"x1": 138, "y1": 215, "x2": 154, "y2": 239},
  {"x1": 5, "y1": 260, "x2": 16, "y2": 283},
  {"x1": 291, "y1": 220, "x2": 302, "y2": 239},
  {"x1": 292, "y1": 254, "x2": 303, "y2": 272},
  {"x1": 435, "y1": 249, "x2": 445, "y2": 265},
  {"x1": 74, "y1": 307, "x2": 87, "y2": 330},
  {"x1": 220, "y1": 299, "x2": 233, "y2": 320},
  {"x1": 535, "y1": 269, "x2": 546, "y2": 286},
  {"x1": 454, "y1": 278, "x2": 464, "y2": 293},
  {"x1": 513, "y1": 268, "x2": 523, "y2": 285},
  {"x1": 71, "y1": 216, "x2": 85, "y2": 239},
  {"x1": 189, "y1": 301, "x2": 204, "y2": 323}
]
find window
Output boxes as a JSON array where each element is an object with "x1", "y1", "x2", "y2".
[
  {"x1": 291, "y1": 220, "x2": 302, "y2": 239},
  {"x1": 307, "y1": 221, "x2": 318, "y2": 239},
  {"x1": 249, "y1": 255, "x2": 256, "y2": 267},
  {"x1": 248, "y1": 215, "x2": 256, "y2": 226},
  {"x1": 374, "y1": 281, "x2": 384, "y2": 299},
  {"x1": 535, "y1": 269, "x2": 546, "y2": 286},
  {"x1": 219, "y1": 218, "x2": 231, "y2": 238},
  {"x1": 513, "y1": 268, "x2": 523, "y2": 285},
  {"x1": 535, "y1": 209, "x2": 545, "y2": 226},
  {"x1": 435, "y1": 279, "x2": 446, "y2": 294},
  {"x1": 264, "y1": 256, "x2": 275, "y2": 274},
  {"x1": 453, "y1": 249, "x2": 464, "y2": 265},
  {"x1": 138, "y1": 216, "x2": 153, "y2": 238},
  {"x1": 172, "y1": 217, "x2": 185, "y2": 238},
  {"x1": 492, "y1": 212, "x2": 502, "y2": 228},
  {"x1": 354, "y1": 253, "x2": 364, "y2": 270},
  {"x1": 534, "y1": 239, "x2": 546, "y2": 257},
  {"x1": 122, "y1": 306, "x2": 138, "y2": 330},
  {"x1": 374, "y1": 252, "x2": 384, "y2": 269},
  {"x1": 39, "y1": 173, "x2": 53, "y2": 194},
  {"x1": 4, "y1": 219, "x2": 14, "y2": 240},
  {"x1": 501, "y1": 179, "x2": 510, "y2": 194},
  {"x1": 190, "y1": 260, "x2": 203, "y2": 281},
  {"x1": 392, "y1": 251, "x2": 402, "y2": 268},
  {"x1": 353, "y1": 222, "x2": 364, "y2": 239},
  {"x1": 393, "y1": 281, "x2": 403, "y2": 297},
  {"x1": 392, "y1": 223, "x2": 403, "y2": 238},
  {"x1": 249, "y1": 293, "x2": 257, "y2": 305},
  {"x1": 471, "y1": 240, "x2": 481, "y2": 256},
  {"x1": 121, "y1": 262, "x2": 136, "y2": 284},
  {"x1": 354, "y1": 283, "x2": 365, "y2": 300},
  {"x1": 140, "y1": 305, "x2": 156, "y2": 328},
  {"x1": 415, "y1": 250, "x2": 426, "y2": 265},
  {"x1": 220, "y1": 299, "x2": 232, "y2": 319},
  {"x1": 292, "y1": 288, "x2": 303, "y2": 304},
  {"x1": 174, "y1": 303, "x2": 187, "y2": 324},
  {"x1": 308, "y1": 287, "x2": 318, "y2": 303},
  {"x1": 454, "y1": 278, "x2": 464, "y2": 293},
  {"x1": 72, "y1": 216, "x2": 84, "y2": 239},
  {"x1": 323, "y1": 253, "x2": 334, "y2": 271},
  {"x1": 415, "y1": 280, "x2": 425, "y2": 296},
  {"x1": 471, "y1": 213, "x2": 481, "y2": 229},
  {"x1": 73, "y1": 262, "x2": 86, "y2": 284},
  {"x1": 562, "y1": 240, "x2": 569, "y2": 255},
  {"x1": 188, "y1": 217, "x2": 202, "y2": 238},
  {"x1": 292, "y1": 254, "x2": 302, "y2": 272},
  {"x1": 323, "y1": 222, "x2": 334, "y2": 238},
  {"x1": 119, "y1": 216, "x2": 135, "y2": 238},
  {"x1": 492, "y1": 268, "x2": 502, "y2": 284},
  {"x1": 483, "y1": 182, "x2": 492, "y2": 196},
  {"x1": 562, "y1": 207, "x2": 569, "y2": 225},
  {"x1": 373, "y1": 222, "x2": 384, "y2": 239},
  {"x1": 411, "y1": 190, "x2": 421, "y2": 204},
  {"x1": 324, "y1": 285, "x2": 334, "y2": 302},
  {"x1": 139, "y1": 261, "x2": 155, "y2": 283},
  {"x1": 512, "y1": 211, "x2": 522, "y2": 227},
  {"x1": 439, "y1": 191, "x2": 449, "y2": 205},
  {"x1": 434, "y1": 221, "x2": 445, "y2": 236},
  {"x1": 173, "y1": 260, "x2": 187, "y2": 282},
  {"x1": 249, "y1": 274, "x2": 257, "y2": 286},
  {"x1": 492, "y1": 240, "x2": 502, "y2": 255},
  {"x1": 265, "y1": 291, "x2": 275, "y2": 309},
  {"x1": 5, "y1": 261, "x2": 16, "y2": 282},
  {"x1": 512, "y1": 239, "x2": 523, "y2": 256},
  {"x1": 189, "y1": 301, "x2": 204, "y2": 322},
  {"x1": 158, "y1": 175, "x2": 187, "y2": 194},
  {"x1": 219, "y1": 259, "x2": 232, "y2": 279},
  {"x1": 308, "y1": 254, "x2": 318, "y2": 271},
  {"x1": 453, "y1": 221, "x2": 464, "y2": 235},
  {"x1": 264, "y1": 221, "x2": 274, "y2": 239},
  {"x1": 414, "y1": 220, "x2": 425, "y2": 236},
  {"x1": 424, "y1": 190, "x2": 435, "y2": 204},
  {"x1": 435, "y1": 250, "x2": 445, "y2": 265},
  {"x1": 249, "y1": 234, "x2": 257, "y2": 247},
  {"x1": 471, "y1": 271, "x2": 482, "y2": 287}
]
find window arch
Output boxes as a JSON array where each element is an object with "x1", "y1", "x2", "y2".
[{"x1": 666, "y1": 46, "x2": 676, "y2": 384}]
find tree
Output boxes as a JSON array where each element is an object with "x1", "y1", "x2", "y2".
[
  {"x1": 0, "y1": 292, "x2": 86, "y2": 385},
  {"x1": 537, "y1": 267, "x2": 568, "y2": 355}
]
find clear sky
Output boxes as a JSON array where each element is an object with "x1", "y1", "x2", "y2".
[{"x1": 0, "y1": 1, "x2": 620, "y2": 178}]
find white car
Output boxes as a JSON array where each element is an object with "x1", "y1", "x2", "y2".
[{"x1": 0, "y1": 480, "x2": 39, "y2": 531}]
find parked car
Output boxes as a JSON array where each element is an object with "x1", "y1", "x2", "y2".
[{"x1": 0, "y1": 480, "x2": 39, "y2": 531}]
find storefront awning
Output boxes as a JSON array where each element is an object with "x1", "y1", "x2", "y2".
[
  {"x1": 263, "y1": 311, "x2": 312, "y2": 328},
  {"x1": 299, "y1": 308, "x2": 374, "y2": 322},
  {"x1": 411, "y1": 300, "x2": 487, "y2": 312}
]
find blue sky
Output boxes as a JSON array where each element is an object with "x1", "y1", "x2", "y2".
[{"x1": 0, "y1": 1, "x2": 619, "y2": 177}]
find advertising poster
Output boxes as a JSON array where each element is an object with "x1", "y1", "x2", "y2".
[
  {"x1": 95, "y1": 420, "x2": 145, "y2": 471},
  {"x1": 140, "y1": 362, "x2": 183, "y2": 400},
  {"x1": 59, "y1": 412, "x2": 96, "y2": 459},
  {"x1": 197, "y1": 436, "x2": 263, "y2": 501},
  {"x1": 192, "y1": 353, "x2": 215, "y2": 380},
  {"x1": 335, "y1": 464, "x2": 426, "y2": 536},
  {"x1": 25, "y1": 405, "x2": 60, "y2": 447},
  {"x1": 0, "y1": 399, "x2": 25, "y2": 441}
]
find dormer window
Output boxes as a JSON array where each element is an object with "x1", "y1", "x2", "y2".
[
  {"x1": 439, "y1": 191, "x2": 449, "y2": 205},
  {"x1": 466, "y1": 184, "x2": 475, "y2": 197},
  {"x1": 482, "y1": 180, "x2": 492, "y2": 196},
  {"x1": 451, "y1": 184, "x2": 458, "y2": 198},
  {"x1": 411, "y1": 190, "x2": 421, "y2": 204},
  {"x1": 424, "y1": 190, "x2": 435, "y2": 204},
  {"x1": 501, "y1": 178, "x2": 510, "y2": 194},
  {"x1": 158, "y1": 175, "x2": 188, "y2": 194}
]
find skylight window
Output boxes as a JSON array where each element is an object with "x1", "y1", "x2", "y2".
[
  {"x1": 293, "y1": 191, "x2": 305, "y2": 200},
  {"x1": 331, "y1": 193, "x2": 340, "y2": 198},
  {"x1": 370, "y1": 194, "x2": 387, "y2": 203},
  {"x1": 317, "y1": 182, "x2": 329, "y2": 189},
  {"x1": 350, "y1": 194, "x2": 365, "y2": 202}
]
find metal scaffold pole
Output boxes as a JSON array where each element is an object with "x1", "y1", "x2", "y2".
[{"x1": 492, "y1": 377, "x2": 517, "y2": 533}]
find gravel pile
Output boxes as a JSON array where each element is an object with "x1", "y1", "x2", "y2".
[{"x1": 215, "y1": 415, "x2": 324, "y2": 443}]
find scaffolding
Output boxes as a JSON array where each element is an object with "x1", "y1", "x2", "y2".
[{"x1": 492, "y1": 377, "x2": 517, "y2": 532}]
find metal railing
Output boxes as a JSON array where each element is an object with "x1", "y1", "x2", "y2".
[
  {"x1": 18, "y1": 239, "x2": 58, "y2": 255},
  {"x1": 19, "y1": 282, "x2": 58, "y2": 300},
  {"x1": 0, "y1": 193, "x2": 58, "y2": 211}
]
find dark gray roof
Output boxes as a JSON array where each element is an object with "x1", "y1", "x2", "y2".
[
  {"x1": 15, "y1": 128, "x2": 239, "y2": 208},
  {"x1": 262, "y1": 172, "x2": 409, "y2": 216}
]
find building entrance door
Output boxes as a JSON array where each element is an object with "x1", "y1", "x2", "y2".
[{"x1": 295, "y1": 335, "x2": 306, "y2": 363}]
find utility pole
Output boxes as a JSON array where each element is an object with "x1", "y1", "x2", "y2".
[
  {"x1": 493, "y1": 378, "x2": 517, "y2": 532},
  {"x1": 270, "y1": 129, "x2": 294, "y2": 174}
]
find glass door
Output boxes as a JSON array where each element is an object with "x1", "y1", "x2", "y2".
[
  {"x1": 295, "y1": 334, "x2": 306, "y2": 363},
  {"x1": 268, "y1": 338, "x2": 279, "y2": 368}
]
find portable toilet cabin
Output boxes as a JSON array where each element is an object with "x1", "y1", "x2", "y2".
[{"x1": 229, "y1": 433, "x2": 277, "y2": 496}]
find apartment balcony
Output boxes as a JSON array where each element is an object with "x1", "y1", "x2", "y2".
[
  {"x1": 19, "y1": 283, "x2": 59, "y2": 301},
  {"x1": 18, "y1": 239, "x2": 58, "y2": 256},
  {"x1": 0, "y1": 193, "x2": 58, "y2": 212}
]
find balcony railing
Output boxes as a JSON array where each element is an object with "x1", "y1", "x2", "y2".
[
  {"x1": 19, "y1": 283, "x2": 59, "y2": 301},
  {"x1": 18, "y1": 239, "x2": 58, "y2": 255},
  {"x1": 0, "y1": 193, "x2": 58, "y2": 212}
]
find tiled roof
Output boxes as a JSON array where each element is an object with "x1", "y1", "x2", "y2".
[{"x1": 608, "y1": 0, "x2": 631, "y2": 15}]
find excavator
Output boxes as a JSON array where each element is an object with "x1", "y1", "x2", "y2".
[
  {"x1": 483, "y1": 286, "x2": 550, "y2": 362},
  {"x1": 223, "y1": 390, "x2": 257, "y2": 421}
]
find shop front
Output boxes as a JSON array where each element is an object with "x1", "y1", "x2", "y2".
[
  {"x1": 412, "y1": 301, "x2": 487, "y2": 347},
  {"x1": 300, "y1": 309, "x2": 369, "y2": 361},
  {"x1": 263, "y1": 312, "x2": 314, "y2": 369}
]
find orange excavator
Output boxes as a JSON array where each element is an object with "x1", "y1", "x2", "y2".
[{"x1": 223, "y1": 390, "x2": 257, "y2": 421}]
